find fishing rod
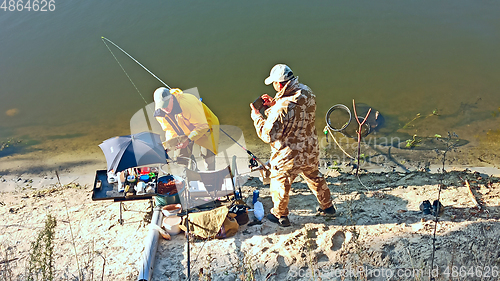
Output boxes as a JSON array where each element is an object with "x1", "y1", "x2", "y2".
[
  {"x1": 102, "y1": 37, "x2": 171, "y2": 90},
  {"x1": 220, "y1": 129, "x2": 269, "y2": 171},
  {"x1": 101, "y1": 37, "x2": 269, "y2": 171}
]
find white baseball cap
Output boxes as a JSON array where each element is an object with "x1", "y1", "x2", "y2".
[
  {"x1": 264, "y1": 64, "x2": 294, "y2": 85},
  {"x1": 153, "y1": 87, "x2": 173, "y2": 110}
]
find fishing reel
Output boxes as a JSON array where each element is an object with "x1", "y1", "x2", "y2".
[{"x1": 249, "y1": 157, "x2": 259, "y2": 168}]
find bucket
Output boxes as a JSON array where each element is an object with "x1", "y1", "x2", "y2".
[
  {"x1": 162, "y1": 204, "x2": 182, "y2": 217},
  {"x1": 155, "y1": 193, "x2": 181, "y2": 206},
  {"x1": 235, "y1": 212, "x2": 249, "y2": 225},
  {"x1": 155, "y1": 175, "x2": 185, "y2": 206},
  {"x1": 163, "y1": 216, "x2": 182, "y2": 235}
]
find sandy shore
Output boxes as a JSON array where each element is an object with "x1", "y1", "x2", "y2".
[
  {"x1": 1, "y1": 117, "x2": 500, "y2": 280},
  {"x1": 1, "y1": 156, "x2": 500, "y2": 280}
]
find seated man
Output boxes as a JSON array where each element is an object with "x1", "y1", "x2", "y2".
[{"x1": 153, "y1": 87, "x2": 219, "y2": 170}]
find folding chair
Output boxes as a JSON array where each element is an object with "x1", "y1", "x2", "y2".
[
  {"x1": 183, "y1": 165, "x2": 235, "y2": 205},
  {"x1": 179, "y1": 165, "x2": 236, "y2": 280}
]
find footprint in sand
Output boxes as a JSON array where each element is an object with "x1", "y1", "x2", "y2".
[{"x1": 331, "y1": 230, "x2": 346, "y2": 251}]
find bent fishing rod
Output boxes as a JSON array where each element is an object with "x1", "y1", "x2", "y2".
[
  {"x1": 102, "y1": 37, "x2": 171, "y2": 90},
  {"x1": 101, "y1": 36, "x2": 269, "y2": 171}
]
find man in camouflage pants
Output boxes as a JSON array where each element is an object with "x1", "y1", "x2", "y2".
[{"x1": 250, "y1": 64, "x2": 335, "y2": 227}]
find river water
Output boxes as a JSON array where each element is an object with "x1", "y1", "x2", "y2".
[{"x1": 1, "y1": 0, "x2": 499, "y2": 170}]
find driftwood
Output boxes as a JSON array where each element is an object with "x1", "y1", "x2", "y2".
[
  {"x1": 0, "y1": 257, "x2": 19, "y2": 264},
  {"x1": 465, "y1": 179, "x2": 481, "y2": 209}
]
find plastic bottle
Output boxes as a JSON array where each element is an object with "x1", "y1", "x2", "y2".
[
  {"x1": 253, "y1": 201, "x2": 264, "y2": 221},
  {"x1": 253, "y1": 190, "x2": 259, "y2": 204},
  {"x1": 107, "y1": 170, "x2": 117, "y2": 184}
]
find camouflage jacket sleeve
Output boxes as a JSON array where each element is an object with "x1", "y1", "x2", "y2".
[{"x1": 251, "y1": 100, "x2": 288, "y2": 144}]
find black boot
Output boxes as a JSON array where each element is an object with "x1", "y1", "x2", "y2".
[
  {"x1": 267, "y1": 213, "x2": 291, "y2": 227},
  {"x1": 432, "y1": 200, "x2": 444, "y2": 216},
  {"x1": 419, "y1": 200, "x2": 432, "y2": 215},
  {"x1": 317, "y1": 205, "x2": 336, "y2": 216}
]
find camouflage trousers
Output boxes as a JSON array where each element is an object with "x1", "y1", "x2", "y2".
[{"x1": 270, "y1": 165, "x2": 333, "y2": 217}]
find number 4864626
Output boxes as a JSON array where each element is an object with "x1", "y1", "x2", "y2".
[{"x1": 1, "y1": 0, "x2": 55, "y2": 11}]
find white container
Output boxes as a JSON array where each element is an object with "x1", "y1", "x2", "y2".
[
  {"x1": 107, "y1": 170, "x2": 117, "y2": 184},
  {"x1": 163, "y1": 216, "x2": 181, "y2": 235},
  {"x1": 161, "y1": 204, "x2": 182, "y2": 217},
  {"x1": 135, "y1": 182, "x2": 146, "y2": 195},
  {"x1": 145, "y1": 185, "x2": 155, "y2": 194}
]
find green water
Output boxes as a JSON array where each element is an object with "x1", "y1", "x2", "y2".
[{"x1": 1, "y1": 0, "x2": 499, "y2": 161}]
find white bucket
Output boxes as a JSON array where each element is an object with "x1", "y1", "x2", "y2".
[
  {"x1": 161, "y1": 204, "x2": 182, "y2": 217},
  {"x1": 162, "y1": 216, "x2": 181, "y2": 235}
]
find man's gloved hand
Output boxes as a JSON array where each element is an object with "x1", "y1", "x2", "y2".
[
  {"x1": 176, "y1": 135, "x2": 190, "y2": 149},
  {"x1": 261, "y1": 94, "x2": 275, "y2": 107}
]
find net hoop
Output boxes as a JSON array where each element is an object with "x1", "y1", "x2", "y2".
[{"x1": 325, "y1": 104, "x2": 352, "y2": 132}]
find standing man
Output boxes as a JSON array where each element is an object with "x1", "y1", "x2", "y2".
[
  {"x1": 250, "y1": 64, "x2": 335, "y2": 227},
  {"x1": 154, "y1": 87, "x2": 219, "y2": 170}
]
